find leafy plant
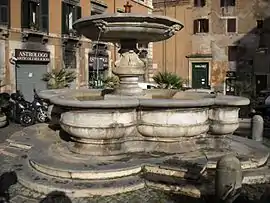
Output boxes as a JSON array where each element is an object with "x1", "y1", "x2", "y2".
[
  {"x1": 42, "y1": 69, "x2": 76, "y2": 89},
  {"x1": 153, "y1": 71, "x2": 183, "y2": 89},
  {"x1": 102, "y1": 75, "x2": 120, "y2": 88}
]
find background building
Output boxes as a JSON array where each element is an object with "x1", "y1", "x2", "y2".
[
  {"x1": 153, "y1": 0, "x2": 270, "y2": 96},
  {"x1": 0, "y1": 0, "x2": 153, "y2": 101}
]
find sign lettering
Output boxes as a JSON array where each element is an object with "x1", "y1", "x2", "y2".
[
  {"x1": 89, "y1": 54, "x2": 108, "y2": 71},
  {"x1": 15, "y1": 49, "x2": 50, "y2": 62}
]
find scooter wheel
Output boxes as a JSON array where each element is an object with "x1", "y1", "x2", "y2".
[
  {"x1": 36, "y1": 111, "x2": 47, "y2": 123},
  {"x1": 19, "y1": 110, "x2": 35, "y2": 127}
]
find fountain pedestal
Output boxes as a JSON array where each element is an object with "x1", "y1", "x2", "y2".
[{"x1": 113, "y1": 40, "x2": 145, "y2": 96}]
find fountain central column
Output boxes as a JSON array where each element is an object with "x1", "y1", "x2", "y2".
[{"x1": 113, "y1": 39, "x2": 145, "y2": 96}]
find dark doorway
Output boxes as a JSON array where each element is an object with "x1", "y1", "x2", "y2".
[
  {"x1": 255, "y1": 75, "x2": 267, "y2": 95},
  {"x1": 192, "y1": 62, "x2": 209, "y2": 89}
]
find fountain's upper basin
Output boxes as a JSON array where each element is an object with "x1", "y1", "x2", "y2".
[
  {"x1": 39, "y1": 88, "x2": 249, "y2": 108},
  {"x1": 73, "y1": 13, "x2": 183, "y2": 43}
]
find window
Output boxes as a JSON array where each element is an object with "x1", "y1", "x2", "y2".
[
  {"x1": 91, "y1": 1, "x2": 107, "y2": 15},
  {"x1": 193, "y1": 19, "x2": 209, "y2": 34},
  {"x1": 227, "y1": 18, "x2": 236, "y2": 33},
  {"x1": 0, "y1": 0, "x2": 9, "y2": 25},
  {"x1": 220, "y1": 0, "x2": 235, "y2": 7},
  {"x1": 21, "y1": 0, "x2": 49, "y2": 32},
  {"x1": 194, "y1": 0, "x2": 206, "y2": 7},
  {"x1": 62, "y1": 2, "x2": 81, "y2": 35},
  {"x1": 228, "y1": 46, "x2": 238, "y2": 61},
  {"x1": 257, "y1": 20, "x2": 263, "y2": 29},
  {"x1": 64, "y1": 49, "x2": 76, "y2": 69}
]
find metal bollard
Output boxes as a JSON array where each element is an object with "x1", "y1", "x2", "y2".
[
  {"x1": 252, "y1": 115, "x2": 264, "y2": 142},
  {"x1": 215, "y1": 154, "x2": 242, "y2": 203}
]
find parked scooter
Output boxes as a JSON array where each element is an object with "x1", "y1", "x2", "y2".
[
  {"x1": 32, "y1": 89, "x2": 48, "y2": 123},
  {"x1": 3, "y1": 90, "x2": 36, "y2": 126}
]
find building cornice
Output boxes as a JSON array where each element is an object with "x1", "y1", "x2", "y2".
[
  {"x1": 131, "y1": 0, "x2": 153, "y2": 10},
  {"x1": 153, "y1": 0, "x2": 189, "y2": 8}
]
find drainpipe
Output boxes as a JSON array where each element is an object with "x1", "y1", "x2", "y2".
[
  {"x1": 174, "y1": 4, "x2": 177, "y2": 74},
  {"x1": 113, "y1": 0, "x2": 116, "y2": 72},
  {"x1": 163, "y1": 0, "x2": 166, "y2": 72}
]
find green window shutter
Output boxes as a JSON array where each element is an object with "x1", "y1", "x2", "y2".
[
  {"x1": 40, "y1": 0, "x2": 49, "y2": 32},
  {"x1": 62, "y1": 2, "x2": 68, "y2": 34},
  {"x1": 21, "y1": 0, "x2": 30, "y2": 28},
  {"x1": 0, "y1": 0, "x2": 9, "y2": 25},
  {"x1": 73, "y1": 6, "x2": 81, "y2": 21}
]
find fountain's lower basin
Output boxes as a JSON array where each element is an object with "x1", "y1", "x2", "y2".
[
  {"x1": 6, "y1": 124, "x2": 270, "y2": 198},
  {"x1": 42, "y1": 89, "x2": 249, "y2": 156},
  {"x1": 6, "y1": 89, "x2": 264, "y2": 198}
]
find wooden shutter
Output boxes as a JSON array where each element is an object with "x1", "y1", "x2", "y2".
[
  {"x1": 220, "y1": 0, "x2": 225, "y2": 7},
  {"x1": 193, "y1": 20, "x2": 198, "y2": 34},
  {"x1": 21, "y1": 0, "x2": 30, "y2": 28},
  {"x1": 40, "y1": 0, "x2": 49, "y2": 32},
  {"x1": 204, "y1": 19, "x2": 209, "y2": 32},
  {"x1": 0, "y1": 0, "x2": 8, "y2": 25},
  {"x1": 227, "y1": 19, "x2": 236, "y2": 32},
  {"x1": 73, "y1": 6, "x2": 82, "y2": 21},
  {"x1": 62, "y1": 2, "x2": 68, "y2": 34}
]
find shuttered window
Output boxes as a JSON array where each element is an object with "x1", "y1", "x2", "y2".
[
  {"x1": 194, "y1": 0, "x2": 206, "y2": 7},
  {"x1": 227, "y1": 18, "x2": 236, "y2": 33},
  {"x1": 40, "y1": 0, "x2": 49, "y2": 32},
  {"x1": 220, "y1": 0, "x2": 235, "y2": 7},
  {"x1": 62, "y1": 2, "x2": 81, "y2": 35},
  {"x1": 193, "y1": 19, "x2": 209, "y2": 34},
  {"x1": 0, "y1": 0, "x2": 9, "y2": 25},
  {"x1": 21, "y1": 0, "x2": 49, "y2": 32}
]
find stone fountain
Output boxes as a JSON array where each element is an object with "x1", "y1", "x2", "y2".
[{"x1": 3, "y1": 12, "x2": 270, "y2": 200}]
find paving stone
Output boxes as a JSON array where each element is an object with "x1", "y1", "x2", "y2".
[
  {"x1": 10, "y1": 195, "x2": 38, "y2": 203},
  {"x1": 2, "y1": 126, "x2": 270, "y2": 202}
]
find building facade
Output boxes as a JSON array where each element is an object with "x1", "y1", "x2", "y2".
[
  {"x1": 153, "y1": 0, "x2": 269, "y2": 95},
  {"x1": 0, "y1": 0, "x2": 153, "y2": 101}
]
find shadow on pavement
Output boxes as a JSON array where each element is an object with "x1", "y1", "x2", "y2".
[
  {"x1": 39, "y1": 191, "x2": 72, "y2": 203},
  {"x1": 0, "y1": 171, "x2": 17, "y2": 202}
]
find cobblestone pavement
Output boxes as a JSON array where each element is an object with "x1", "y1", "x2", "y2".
[
  {"x1": 0, "y1": 125, "x2": 270, "y2": 202},
  {"x1": 0, "y1": 123, "x2": 24, "y2": 143},
  {"x1": 1, "y1": 151, "x2": 200, "y2": 203}
]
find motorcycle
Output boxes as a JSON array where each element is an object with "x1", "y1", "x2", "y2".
[
  {"x1": 4, "y1": 90, "x2": 36, "y2": 127},
  {"x1": 32, "y1": 89, "x2": 48, "y2": 123}
]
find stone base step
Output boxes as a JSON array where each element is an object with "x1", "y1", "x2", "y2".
[{"x1": 16, "y1": 160, "x2": 145, "y2": 198}]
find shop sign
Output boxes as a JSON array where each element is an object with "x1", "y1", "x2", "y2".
[
  {"x1": 15, "y1": 49, "x2": 50, "y2": 62},
  {"x1": 89, "y1": 54, "x2": 108, "y2": 70}
]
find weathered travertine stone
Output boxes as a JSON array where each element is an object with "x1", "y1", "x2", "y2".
[
  {"x1": 252, "y1": 115, "x2": 264, "y2": 142},
  {"x1": 113, "y1": 41, "x2": 145, "y2": 96},
  {"x1": 215, "y1": 155, "x2": 242, "y2": 203},
  {"x1": 209, "y1": 107, "x2": 240, "y2": 135},
  {"x1": 0, "y1": 114, "x2": 7, "y2": 127},
  {"x1": 60, "y1": 109, "x2": 137, "y2": 155},
  {"x1": 137, "y1": 108, "x2": 209, "y2": 139}
]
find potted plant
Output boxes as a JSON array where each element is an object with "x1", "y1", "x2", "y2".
[
  {"x1": 42, "y1": 68, "x2": 77, "y2": 89},
  {"x1": 153, "y1": 71, "x2": 184, "y2": 89},
  {"x1": 102, "y1": 75, "x2": 120, "y2": 89}
]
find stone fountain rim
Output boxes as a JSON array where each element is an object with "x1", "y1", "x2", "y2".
[
  {"x1": 73, "y1": 13, "x2": 184, "y2": 28},
  {"x1": 38, "y1": 89, "x2": 250, "y2": 108},
  {"x1": 47, "y1": 96, "x2": 249, "y2": 109}
]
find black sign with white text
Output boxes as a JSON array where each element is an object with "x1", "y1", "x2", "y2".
[{"x1": 15, "y1": 49, "x2": 50, "y2": 62}]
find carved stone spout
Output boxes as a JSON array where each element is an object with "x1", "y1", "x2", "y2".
[{"x1": 113, "y1": 40, "x2": 145, "y2": 96}]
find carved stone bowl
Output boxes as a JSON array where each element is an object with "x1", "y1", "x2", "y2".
[{"x1": 73, "y1": 13, "x2": 184, "y2": 43}]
